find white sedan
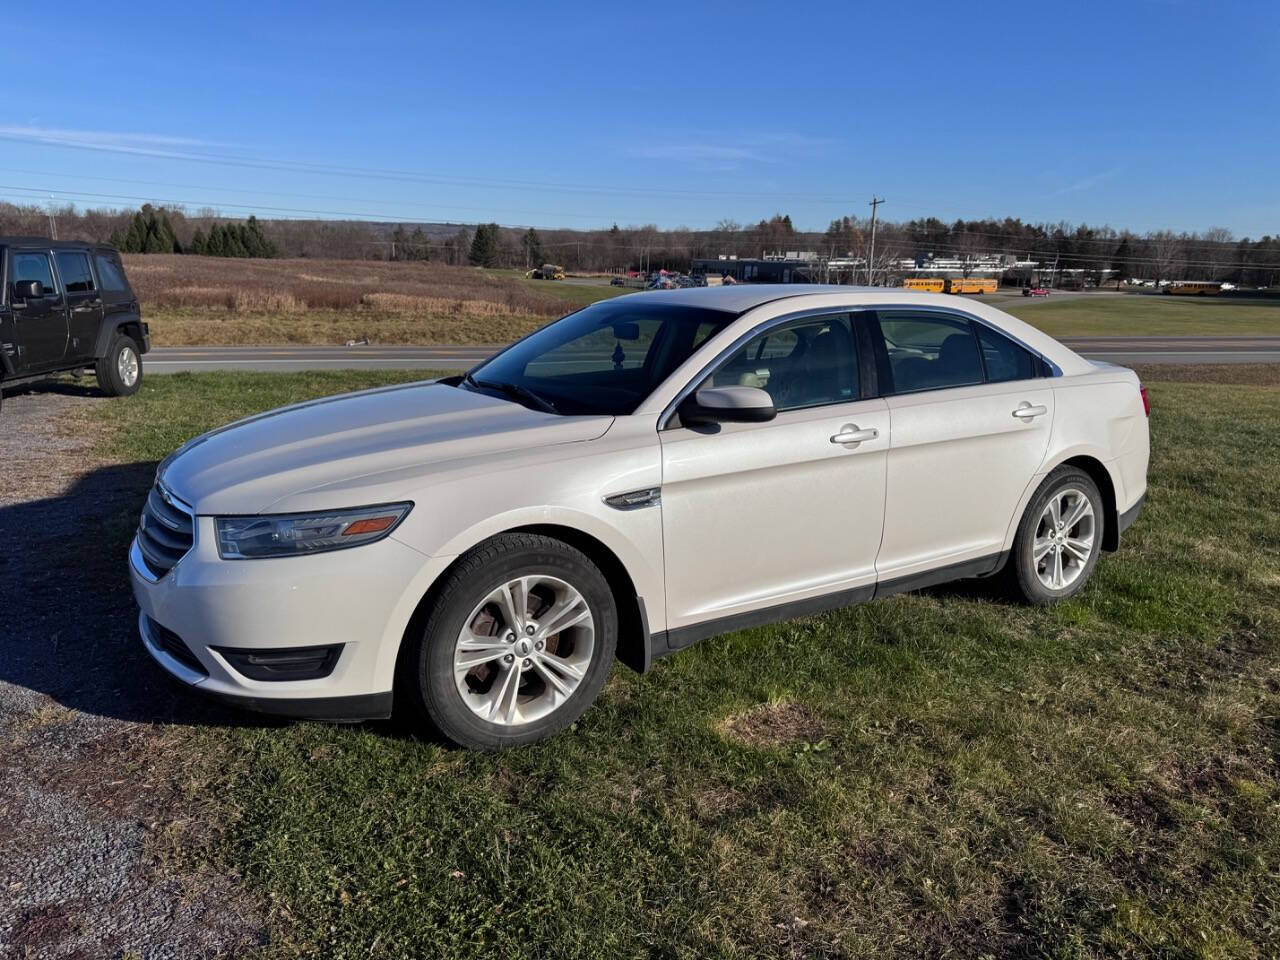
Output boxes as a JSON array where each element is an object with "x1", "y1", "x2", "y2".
[{"x1": 130, "y1": 286, "x2": 1149, "y2": 749}]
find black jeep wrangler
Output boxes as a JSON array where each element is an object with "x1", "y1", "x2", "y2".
[{"x1": 0, "y1": 238, "x2": 149, "y2": 411}]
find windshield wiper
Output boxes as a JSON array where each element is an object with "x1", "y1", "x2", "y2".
[{"x1": 464, "y1": 373, "x2": 558, "y2": 414}]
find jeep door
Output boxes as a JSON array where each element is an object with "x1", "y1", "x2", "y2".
[
  {"x1": 8, "y1": 250, "x2": 68, "y2": 371},
  {"x1": 659, "y1": 311, "x2": 889, "y2": 637},
  {"x1": 55, "y1": 249, "x2": 103, "y2": 362}
]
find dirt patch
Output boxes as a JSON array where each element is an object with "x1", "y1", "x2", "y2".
[
  {"x1": 721, "y1": 701, "x2": 830, "y2": 748},
  {"x1": 1133, "y1": 363, "x2": 1280, "y2": 385},
  {"x1": 0, "y1": 385, "x2": 264, "y2": 958}
]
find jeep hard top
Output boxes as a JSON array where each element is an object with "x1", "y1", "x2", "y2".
[{"x1": 0, "y1": 238, "x2": 149, "y2": 410}]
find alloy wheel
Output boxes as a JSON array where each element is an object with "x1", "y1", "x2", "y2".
[
  {"x1": 1033, "y1": 486, "x2": 1096, "y2": 590},
  {"x1": 453, "y1": 575, "x2": 595, "y2": 726},
  {"x1": 118, "y1": 346, "x2": 139, "y2": 387}
]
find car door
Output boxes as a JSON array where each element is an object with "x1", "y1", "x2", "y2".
[
  {"x1": 55, "y1": 249, "x2": 103, "y2": 361},
  {"x1": 659, "y1": 311, "x2": 889, "y2": 638},
  {"x1": 8, "y1": 249, "x2": 68, "y2": 371},
  {"x1": 870, "y1": 309, "x2": 1055, "y2": 582}
]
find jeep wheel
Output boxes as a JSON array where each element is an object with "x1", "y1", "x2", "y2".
[{"x1": 96, "y1": 334, "x2": 142, "y2": 397}]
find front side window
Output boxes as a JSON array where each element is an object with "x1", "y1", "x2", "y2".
[
  {"x1": 466, "y1": 300, "x2": 737, "y2": 415},
  {"x1": 977, "y1": 324, "x2": 1040, "y2": 382},
  {"x1": 55, "y1": 251, "x2": 95, "y2": 293},
  {"x1": 704, "y1": 313, "x2": 857, "y2": 412},
  {"x1": 878, "y1": 312, "x2": 983, "y2": 393},
  {"x1": 10, "y1": 252, "x2": 56, "y2": 297}
]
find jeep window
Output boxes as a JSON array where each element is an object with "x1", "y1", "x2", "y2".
[
  {"x1": 94, "y1": 254, "x2": 129, "y2": 293},
  {"x1": 465, "y1": 300, "x2": 737, "y2": 416},
  {"x1": 55, "y1": 251, "x2": 95, "y2": 293},
  {"x1": 10, "y1": 252, "x2": 56, "y2": 297}
]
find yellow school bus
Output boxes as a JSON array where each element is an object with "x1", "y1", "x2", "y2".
[
  {"x1": 946, "y1": 277, "x2": 998, "y2": 295},
  {"x1": 902, "y1": 277, "x2": 945, "y2": 292},
  {"x1": 1168, "y1": 281, "x2": 1221, "y2": 296}
]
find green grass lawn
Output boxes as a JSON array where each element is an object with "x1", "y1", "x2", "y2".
[
  {"x1": 88, "y1": 372, "x2": 1280, "y2": 958},
  {"x1": 1004, "y1": 295, "x2": 1280, "y2": 338}
]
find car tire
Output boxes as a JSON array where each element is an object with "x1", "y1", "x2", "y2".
[
  {"x1": 1005, "y1": 465, "x2": 1104, "y2": 605},
  {"x1": 405, "y1": 532, "x2": 618, "y2": 750},
  {"x1": 96, "y1": 333, "x2": 143, "y2": 397}
]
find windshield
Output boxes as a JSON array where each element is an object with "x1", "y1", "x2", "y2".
[{"x1": 464, "y1": 299, "x2": 737, "y2": 415}]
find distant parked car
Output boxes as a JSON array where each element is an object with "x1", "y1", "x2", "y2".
[
  {"x1": 0, "y1": 238, "x2": 148, "y2": 413},
  {"x1": 1022, "y1": 286, "x2": 1050, "y2": 297},
  {"x1": 132, "y1": 286, "x2": 1149, "y2": 749},
  {"x1": 610, "y1": 277, "x2": 625, "y2": 286}
]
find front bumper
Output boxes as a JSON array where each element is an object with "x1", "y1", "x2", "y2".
[{"x1": 130, "y1": 521, "x2": 452, "y2": 719}]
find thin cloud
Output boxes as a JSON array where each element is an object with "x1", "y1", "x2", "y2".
[
  {"x1": 0, "y1": 125, "x2": 223, "y2": 160},
  {"x1": 1052, "y1": 166, "x2": 1124, "y2": 195}
]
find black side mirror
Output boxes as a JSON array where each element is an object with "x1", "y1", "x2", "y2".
[
  {"x1": 13, "y1": 279, "x2": 43, "y2": 300},
  {"x1": 679, "y1": 386, "x2": 776, "y2": 426}
]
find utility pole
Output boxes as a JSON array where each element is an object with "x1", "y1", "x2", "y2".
[
  {"x1": 866, "y1": 196, "x2": 883, "y2": 285},
  {"x1": 47, "y1": 195, "x2": 58, "y2": 240}
]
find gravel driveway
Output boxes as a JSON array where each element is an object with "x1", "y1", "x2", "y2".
[{"x1": 0, "y1": 384, "x2": 262, "y2": 958}]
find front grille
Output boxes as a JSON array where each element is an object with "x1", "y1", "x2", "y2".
[
  {"x1": 146, "y1": 617, "x2": 207, "y2": 676},
  {"x1": 137, "y1": 483, "x2": 194, "y2": 578}
]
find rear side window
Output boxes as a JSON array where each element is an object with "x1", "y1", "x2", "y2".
[
  {"x1": 94, "y1": 254, "x2": 129, "y2": 293},
  {"x1": 10, "y1": 252, "x2": 56, "y2": 296},
  {"x1": 55, "y1": 251, "x2": 95, "y2": 293},
  {"x1": 878, "y1": 312, "x2": 983, "y2": 393},
  {"x1": 977, "y1": 325, "x2": 1040, "y2": 382}
]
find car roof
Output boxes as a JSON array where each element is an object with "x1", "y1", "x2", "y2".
[
  {"x1": 613, "y1": 283, "x2": 883, "y2": 313},
  {"x1": 0, "y1": 236, "x2": 116, "y2": 251}
]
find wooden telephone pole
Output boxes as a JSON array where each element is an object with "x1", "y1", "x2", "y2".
[{"x1": 867, "y1": 196, "x2": 884, "y2": 285}]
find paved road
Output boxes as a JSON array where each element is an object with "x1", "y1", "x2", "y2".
[{"x1": 144, "y1": 336, "x2": 1280, "y2": 373}]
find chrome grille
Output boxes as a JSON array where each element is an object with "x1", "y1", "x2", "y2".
[{"x1": 136, "y1": 483, "x2": 194, "y2": 578}]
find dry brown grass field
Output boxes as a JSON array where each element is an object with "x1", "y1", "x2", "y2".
[{"x1": 124, "y1": 255, "x2": 601, "y2": 345}]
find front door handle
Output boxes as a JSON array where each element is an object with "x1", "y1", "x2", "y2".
[
  {"x1": 1012, "y1": 402, "x2": 1048, "y2": 420},
  {"x1": 830, "y1": 424, "x2": 879, "y2": 445}
]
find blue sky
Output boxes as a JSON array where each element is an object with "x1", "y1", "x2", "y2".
[{"x1": 4, "y1": 0, "x2": 1277, "y2": 236}]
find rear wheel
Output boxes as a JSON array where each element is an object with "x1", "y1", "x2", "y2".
[
  {"x1": 1005, "y1": 466, "x2": 1104, "y2": 605},
  {"x1": 406, "y1": 533, "x2": 617, "y2": 750},
  {"x1": 96, "y1": 333, "x2": 142, "y2": 397}
]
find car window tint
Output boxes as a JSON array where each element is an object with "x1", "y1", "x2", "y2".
[
  {"x1": 55, "y1": 251, "x2": 95, "y2": 293},
  {"x1": 94, "y1": 254, "x2": 129, "y2": 292},
  {"x1": 977, "y1": 324, "x2": 1039, "y2": 382},
  {"x1": 10, "y1": 252, "x2": 55, "y2": 295},
  {"x1": 879, "y1": 312, "x2": 983, "y2": 393},
  {"x1": 525, "y1": 318, "x2": 663, "y2": 376},
  {"x1": 471, "y1": 301, "x2": 736, "y2": 416},
  {"x1": 706, "y1": 313, "x2": 857, "y2": 412}
]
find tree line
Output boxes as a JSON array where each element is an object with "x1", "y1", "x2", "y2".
[{"x1": 2, "y1": 200, "x2": 1277, "y2": 286}]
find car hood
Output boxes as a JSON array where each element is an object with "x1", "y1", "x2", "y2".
[{"x1": 160, "y1": 380, "x2": 613, "y2": 515}]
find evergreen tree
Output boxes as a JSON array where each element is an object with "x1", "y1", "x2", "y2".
[
  {"x1": 125, "y1": 213, "x2": 147, "y2": 253},
  {"x1": 109, "y1": 228, "x2": 126, "y2": 250},
  {"x1": 469, "y1": 223, "x2": 500, "y2": 267},
  {"x1": 206, "y1": 224, "x2": 225, "y2": 257},
  {"x1": 1112, "y1": 237, "x2": 1133, "y2": 285},
  {"x1": 410, "y1": 227, "x2": 429, "y2": 261},
  {"x1": 191, "y1": 228, "x2": 207, "y2": 256}
]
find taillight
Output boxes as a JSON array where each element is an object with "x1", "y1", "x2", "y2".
[{"x1": 1139, "y1": 385, "x2": 1150, "y2": 417}]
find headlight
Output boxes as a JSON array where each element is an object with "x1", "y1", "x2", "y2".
[{"x1": 215, "y1": 502, "x2": 412, "y2": 559}]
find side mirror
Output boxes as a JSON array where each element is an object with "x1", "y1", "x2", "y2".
[
  {"x1": 611, "y1": 321, "x2": 640, "y2": 341},
  {"x1": 13, "y1": 279, "x2": 43, "y2": 300},
  {"x1": 679, "y1": 386, "x2": 776, "y2": 426}
]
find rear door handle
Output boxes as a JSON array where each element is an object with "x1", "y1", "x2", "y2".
[
  {"x1": 830, "y1": 425, "x2": 879, "y2": 445},
  {"x1": 1012, "y1": 403, "x2": 1048, "y2": 420}
]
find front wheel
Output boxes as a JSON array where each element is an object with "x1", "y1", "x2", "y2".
[
  {"x1": 1005, "y1": 466, "x2": 1104, "y2": 605},
  {"x1": 96, "y1": 333, "x2": 142, "y2": 397},
  {"x1": 406, "y1": 533, "x2": 618, "y2": 749}
]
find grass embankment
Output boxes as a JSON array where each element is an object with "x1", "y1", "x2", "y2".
[
  {"x1": 87, "y1": 370, "x2": 1280, "y2": 957},
  {"x1": 1004, "y1": 295, "x2": 1280, "y2": 337},
  {"x1": 127, "y1": 255, "x2": 623, "y2": 346}
]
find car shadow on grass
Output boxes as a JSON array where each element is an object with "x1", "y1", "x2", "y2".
[
  {"x1": 0, "y1": 458, "x2": 285, "y2": 729},
  {"x1": 1, "y1": 376, "x2": 106, "y2": 402}
]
